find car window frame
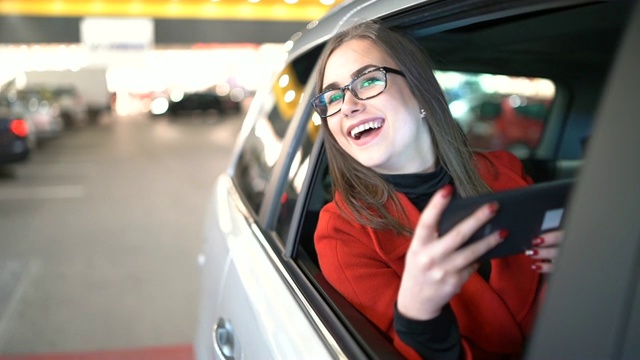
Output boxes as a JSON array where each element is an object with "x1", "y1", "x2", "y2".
[
  {"x1": 235, "y1": 56, "x2": 365, "y2": 358},
  {"x1": 284, "y1": 129, "x2": 409, "y2": 359}
]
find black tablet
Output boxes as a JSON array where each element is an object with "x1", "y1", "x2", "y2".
[{"x1": 438, "y1": 179, "x2": 574, "y2": 261}]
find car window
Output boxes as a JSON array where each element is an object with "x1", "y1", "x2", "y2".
[
  {"x1": 232, "y1": 70, "x2": 303, "y2": 215},
  {"x1": 233, "y1": 46, "x2": 321, "y2": 218},
  {"x1": 274, "y1": 120, "x2": 322, "y2": 241},
  {"x1": 438, "y1": 70, "x2": 555, "y2": 158}
]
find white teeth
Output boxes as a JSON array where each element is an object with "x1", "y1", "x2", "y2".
[{"x1": 350, "y1": 120, "x2": 383, "y2": 138}]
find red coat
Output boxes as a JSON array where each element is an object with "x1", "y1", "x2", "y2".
[{"x1": 315, "y1": 151, "x2": 542, "y2": 359}]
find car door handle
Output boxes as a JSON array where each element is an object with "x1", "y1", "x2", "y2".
[{"x1": 213, "y1": 317, "x2": 235, "y2": 360}]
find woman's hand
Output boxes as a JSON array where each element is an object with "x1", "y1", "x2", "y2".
[
  {"x1": 526, "y1": 230, "x2": 564, "y2": 273},
  {"x1": 396, "y1": 184, "x2": 507, "y2": 321}
]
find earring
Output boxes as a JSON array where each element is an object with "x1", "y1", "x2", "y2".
[{"x1": 420, "y1": 109, "x2": 426, "y2": 119}]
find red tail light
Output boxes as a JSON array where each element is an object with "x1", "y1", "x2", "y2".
[{"x1": 10, "y1": 119, "x2": 29, "y2": 138}]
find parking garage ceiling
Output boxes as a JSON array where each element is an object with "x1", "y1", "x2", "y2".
[
  {"x1": 0, "y1": 0, "x2": 345, "y2": 43},
  {"x1": 0, "y1": 0, "x2": 342, "y2": 21}
]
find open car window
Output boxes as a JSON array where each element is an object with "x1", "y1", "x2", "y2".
[{"x1": 439, "y1": 70, "x2": 556, "y2": 159}]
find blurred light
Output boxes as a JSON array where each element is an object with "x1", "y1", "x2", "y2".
[
  {"x1": 170, "y1": 90, "x2": 185, "y2": 102},
  {"x1": 150, "y1": 97, "x2": 169, "y2": 115},
  {"x1": 248, "y1": 0, "x2": 260, "y2": 3},
  {"x1": 449, "y1": 99, "x2": 470, "y2": 118},
  {"x1": 508, "y1": 94, "x2": 523, "y2": 107},
  {"x1": 283, "y1": 40, "x2": 294, "y2": 51},
  {"x1": 15, "y1": 72, "x2": 27, "y2": 89},
  {"x1": 254, "y1": 117, "x2": 282, "y2": 167},
  {"x1": 278, "y1": 74, "x2": 290, "y2": 88},
  {"x1": 229, "y1": 88, "x2": 245, "y2": 102},
  {"x1": 291, "y1": 152, "x2": 309, "y2": 192},
  {"x1": 285, "y1": 0, "x2": 298, "y2": 3},
  {"x1": 290, "y1": 32, "x2": 302, "y2": 42},
  {"x1": 10, "y1": 119, "x2": 29, "y2": 137},
  {"x1": 435, "y1": 70, "x2": 466, "y2": 89},
  {"x1": 320, "y1": 0, "x2": 335, "y2": 5},
  {"x1": 28, "y1": 98, "x2": 38, "y2": 111},
  {"x1": 311, "y1": 113, "x2": 322, "y2": 126},
  {"x1": 284, "y1": 90, "x2": 296, "y2": 103},
  {"x1": 215, "y1": 83, "x2": 230, "y2": 96}
]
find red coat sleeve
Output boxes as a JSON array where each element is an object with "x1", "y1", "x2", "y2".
[
  {"x1": 315, "y1": 202, "x2": 401, "y2": 332},
  {"x1": 315, "y1": 200, "x2": 424, "y2": 359}
]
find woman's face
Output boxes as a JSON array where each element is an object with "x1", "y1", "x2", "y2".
[{"x1": 322, "y1": 38, "x2": 436, "y2": 174}]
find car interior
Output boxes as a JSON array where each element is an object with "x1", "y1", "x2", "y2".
[{"x1": 279, "y1": 1, "x2": 635, "y2": 358}]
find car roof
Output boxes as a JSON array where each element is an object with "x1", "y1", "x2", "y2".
[
  {"x1": 286, "y1": 0, "x2": 627, "y2": 76},
  {"x1": 286, "y1": 0, "x2": 430, "y2": 60}
]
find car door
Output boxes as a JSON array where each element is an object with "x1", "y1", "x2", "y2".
[{"x1": 194, "y1": 47, "x2": 340, "y2": 359}]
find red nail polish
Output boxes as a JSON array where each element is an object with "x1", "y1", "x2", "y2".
[
  {"x1": 532, "y1": 237, "x2": 545, "y2": 246},
  {"x1": 499, "y1": 229, "x2": 509, "y2": 239},
  {"x1": 488, "y1": 202, "x2": 499, "y2": 214},
  {"x1": 440, "y1": 184, "x2": 453, "y2": 198}
]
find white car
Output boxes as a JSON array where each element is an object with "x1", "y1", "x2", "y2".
[{"x1": 195, "y1": 0, "x2": 640, "y2": 358}]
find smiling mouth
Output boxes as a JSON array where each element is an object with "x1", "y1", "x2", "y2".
[{"x1": 350, "y1": 119, "x2": 384, "y2": 140}]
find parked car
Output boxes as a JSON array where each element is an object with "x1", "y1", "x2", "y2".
[
  {"x1": 0, "y1": 97, "x2": 35, "y2": 164},
  {"x1": 165, "y1": 90, "x2": 241, "y2": 117},
  {"x1": 11, "y1": 88, "x2": 64, "y2": 141},
  {"x1": 195, "y1": 0, "x2": 639, "y2": 359}
]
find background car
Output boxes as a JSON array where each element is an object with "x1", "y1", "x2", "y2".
[
  {"x1": 0, "y1": 97, "x2": 34, "y2": 164},
  {"x1": 7, "y1": 87, "x2": 64, "y2": 142},
  {"x1": 195, "y1": 0, "x2": 640, "y2": 359},
  {"x1": 165, "y1": 89, "x2": 242, "y2": 118}
]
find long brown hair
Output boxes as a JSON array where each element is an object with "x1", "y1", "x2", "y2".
[{"x1": 316, "y1": 21, "x2": 491, "y2": 235}]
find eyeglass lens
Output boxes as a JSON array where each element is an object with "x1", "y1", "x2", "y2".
[{"x1": 315, "y1": 69, "x2": 387, "y2": 117}]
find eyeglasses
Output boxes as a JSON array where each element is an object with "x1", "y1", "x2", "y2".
[{"x1": 311, "y1": 66, "x2": 405, "y2": 118}]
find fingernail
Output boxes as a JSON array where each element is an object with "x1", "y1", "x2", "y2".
[
  {"x1": 525, "y1": 249, "x2": 538, "y2": 256},
  {"x1": 499, "y1": 229, "x2": 509, "y2": 239},
  {"x1": 440, "y1": 184, "x2": 453, "y2": 198},
  {"x1": 487, "y1": 202, "x2": 499, "y2": 215},
  {"x1": 532, "y1": 237, "x2": 545, "y2": 246},
  {"x1": 531, "y1": 264, "x2": 542, "y2": 271}
]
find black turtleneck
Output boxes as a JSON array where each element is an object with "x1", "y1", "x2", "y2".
[
  {"x1": 384, "y1": 166, "x2": 489, "y2": 360},
  {"x1": 383, "y1": 165, "x2": 452, "y2": 210}
]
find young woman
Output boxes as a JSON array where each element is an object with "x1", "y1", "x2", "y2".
[{"x1": 312, "y1": 21, "x2": 561, "y2": 359}]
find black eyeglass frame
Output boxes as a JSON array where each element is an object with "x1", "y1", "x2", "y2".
[{"x1": 311, "y1": 66, "x2": 405, "y2": 118}]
